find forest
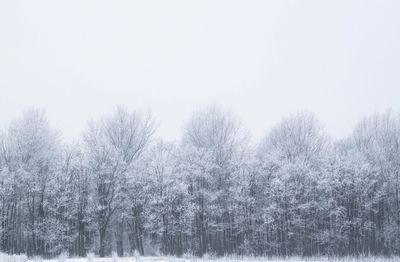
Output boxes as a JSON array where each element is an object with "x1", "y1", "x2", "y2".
[{"x1": 0, "y1": 105, "x2": 399, "y2": 259}]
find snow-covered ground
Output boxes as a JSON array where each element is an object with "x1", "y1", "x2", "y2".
[
  {"x1": 26, "y1": 256, "x2": 400, "y2": 262},
  {"x1": 1, "y1": 253, "x2": 399, "y2": 262}
]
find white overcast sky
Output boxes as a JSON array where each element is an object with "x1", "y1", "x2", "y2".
[{"x1": 1, "y1": 0, "x2": 400, "y2": 142}]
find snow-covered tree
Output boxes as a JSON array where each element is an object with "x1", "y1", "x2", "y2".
[
  {"x1": 0, "y1": 107, "x2": 399, "y2": 258},
  {"x1": 1, "y1": 109, "x2": 61, "y2": 257},
  {"x1": 83, "y1": 107, "x2": 156, "y2": 257},
  {"x1": 180, "y1": 105, "x2": 248, "y2": 256}
]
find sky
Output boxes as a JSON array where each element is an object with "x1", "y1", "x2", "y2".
[{"x1": 1, "y1": 0, "x2": 400, "y2": 143}]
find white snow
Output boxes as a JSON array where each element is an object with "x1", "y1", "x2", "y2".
[
  {"x1": 18, "y1": 256, "x2": 400, "y2": 262},
  {"x1": 0, "y1": 253, "x2": 28, "y2": 262},
  {"x1": 1, "y1": 253, "x2": 399, "y2": 262}
]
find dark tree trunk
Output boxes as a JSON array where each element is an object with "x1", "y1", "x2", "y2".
[
  {"x1": 99, "y1": 228, "x2": 106, "y2": 258},
  {"x1": 116, "y1": 221, "x2": 124, "y2": 257}
]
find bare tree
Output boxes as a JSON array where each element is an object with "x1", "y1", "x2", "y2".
[{"x1": 259, "y1": 111, "x2": 328, "y2": 162}]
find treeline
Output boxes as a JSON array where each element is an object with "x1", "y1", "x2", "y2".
[{"x1": 0, "y1": 106, "x2": 399, "y2": 258}]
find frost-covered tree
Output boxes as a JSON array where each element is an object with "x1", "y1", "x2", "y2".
[
  {"x1": 349, "y1": 112, "x2": 400, "y2": 255},
  {"x1": 1, "y1": 109, "x2": 60, "y2": 257},
  {"x1": 0, "y1": 107, "x2": 399, "y2": 258},
  {"x1": 83, "y1": 107, "x2": 156, "y2": 257},
  {"x1": 140, "y1": 141, "x2": 190, "y2": 256},
  {"x1": 52, "y1": 145, "x2": 92, "y2": 257},
  {"x1": 255, "y1": 112, "x2": 330, "y2": 256},
  {"x1": 180, "y1": 105, "x2": 248, "y2": 256}
]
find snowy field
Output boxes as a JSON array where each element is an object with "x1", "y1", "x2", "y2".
[
  {"x1": 1, "y1": 253, "x2": 399, "y2": 262},
  {"x1": 40, "y1": 258, "x2": 399, "y2": 262},
  {"x1": 30, "y1": 257, "x2": 400, "y2": 262}
]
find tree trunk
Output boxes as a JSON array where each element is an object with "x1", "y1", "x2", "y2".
[
  {"x1": 116, "y1": 221, "x2": 124, "y2": 257},
  {"x1": 99, "y1": 228, "x2": 106, "y2": 257}
]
